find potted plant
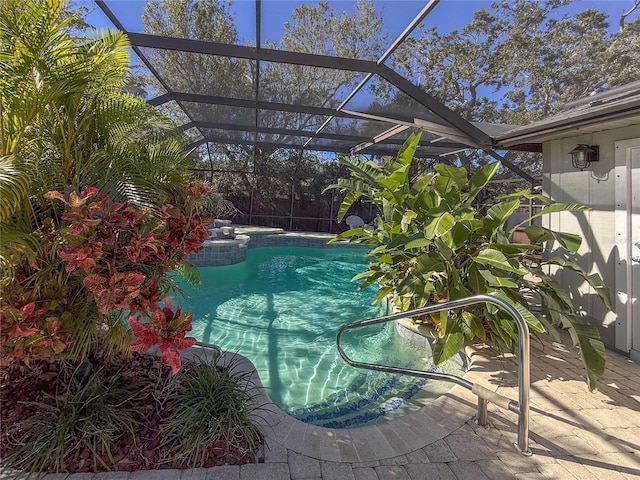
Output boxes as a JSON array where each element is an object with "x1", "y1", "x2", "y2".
[{"x1": 327, "y1": 132, "x2": 611, "y2": 390}]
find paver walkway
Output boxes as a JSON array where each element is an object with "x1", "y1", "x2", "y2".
[{"x1": 2, "y1": 338, "x2": 639, "y2": 480}]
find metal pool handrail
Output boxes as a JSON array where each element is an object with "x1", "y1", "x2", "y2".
[{"x1": 336, "y1": 294, "x2": 532, "y2": 456}]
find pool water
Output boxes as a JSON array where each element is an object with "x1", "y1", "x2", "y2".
[{"x1": 174, "y1": 247, "x2": 466, "y2": 428}]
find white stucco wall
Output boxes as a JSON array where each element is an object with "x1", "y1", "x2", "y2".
[{"x1": 541, "y1": 124, "x2": 639, "y2": 348}]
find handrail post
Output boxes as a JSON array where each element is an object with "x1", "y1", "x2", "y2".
[
  {"x1": 336, "y1": 294, "x2": 532, "y2": 456},
  {"x1": 516, "y1": 306, "x2": 531, "y2": 455},
  {"x1": 477, "y1": 397, "x2": 489, "y2": 427}
]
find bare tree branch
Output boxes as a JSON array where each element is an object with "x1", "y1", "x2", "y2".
[{"x1": 620, "y1": 0, "x2": 640, "y2": 31}]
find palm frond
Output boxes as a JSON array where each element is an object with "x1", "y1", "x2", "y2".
[
  {"x1": 0, "y1": 155, "x2": 31, "y2": 221},
  {"x1": 173, "y1": 261, "x2": 202, "y2": 288}
]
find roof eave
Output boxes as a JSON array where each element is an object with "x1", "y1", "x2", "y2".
[{"x1": 494, "y1": 98, "x2": 640, "y2": 147}]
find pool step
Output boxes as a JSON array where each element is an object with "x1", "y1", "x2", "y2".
[{"x1": 288, "y1": 369, "x2": 434, "y2": 429}]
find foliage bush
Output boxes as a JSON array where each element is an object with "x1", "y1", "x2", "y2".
[
  {"x1": 4, "y1": 362, "x2": 142, "y2": 473},
  {"x1": 160, "y1": 357, "x2": 264, "y2": 466},
  {"x1": 1, "y1": 183, "x2": 211, "y2": 371},
  {"x1": 0, "y1": 0, "x2": 214, "y2": 371},
  {"x1": 328, "y1": 132, "x2": 611, "y2": 390}
]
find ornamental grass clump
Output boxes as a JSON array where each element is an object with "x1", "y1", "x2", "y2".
[
  {"x1": 328, "y1": 131, "x2": 611, "y2": 390},
  {"x1": 160, "y1": 358, "x2": 264, "y2": 467},
  {"x1": 3, "y1": 361, "x2": 141, "y2": 474},
  {"x1": 0, "y1": 354, "x2": 265, "y2": 473}
]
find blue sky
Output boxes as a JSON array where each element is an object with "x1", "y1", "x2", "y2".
[{"x1": 84, "y1": 0, "x2": 639, "y2": 46}]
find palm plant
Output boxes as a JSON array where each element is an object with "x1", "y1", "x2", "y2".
[
  {"x1": 0, "y1": 0, "x2": 189, "y2": 227},
  {"x1": 327, "y1": 131, "x2": 611, "y2": 390},
  {"x1": 0, "y1": 0, "x2": 205, "y2": 364}
]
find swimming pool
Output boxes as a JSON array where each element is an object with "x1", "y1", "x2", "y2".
[{"x1": 175, "y1": 246, "x2": 466, "y2": 428}]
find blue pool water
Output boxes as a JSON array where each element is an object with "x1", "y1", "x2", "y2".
[{"x1": 174, "y1": 247, "x2": 466, "y2": 428}]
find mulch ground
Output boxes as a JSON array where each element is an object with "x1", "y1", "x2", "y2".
[{"x1": 0, "y1": 354, "x2": 260, "y2": 473}]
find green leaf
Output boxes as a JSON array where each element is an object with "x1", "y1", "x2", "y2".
[
  {"x1": 490, "y1": 290, "x2": 546, "y2": 333},
  {"x1": 511, "y1": 202, "x2": 589, "y2": 230},
  {"x1": 467, "y1": 265, "x2": 485, "y2": 293},
  {"x1": 414, "y1": 253, "x2": 445, "y2": 275},
  {"x1": 377, "y1": 254, "x2": 393, "y2": 264},
  {"x1": 458, "y1": 315, "x2": 475, "y2": 340},
  {"x1": 488, "y1": 241, "x2": 538, "y2": 256},
  {"x1": 396, "y1": 272, "x2": 425, "y2": 296},
  {"x1": 352, "y1": 270, "x2": 375, "y2": 281},
  {"x1": 336, "y1": 191, "x2": 362, "y2": 222},
  {"x1": 522, "y1": 224, "x2": 582, "y2": 253},
  {"x1": 567, "y1": 316, "x2": 606, "y2": 392},
  {"x1": 485, "y1": 199, "x2": 520, "y2": 230},
  {"x1": 357, "y1": 271, "x2": 385, "y2": 290},
  {"x1": 388, "y1": 232, "x2": 423, "y2": 249},
  {"x1": 464, "y1": 161, "x2": 500, "y2": 206},
  {"x1": 449, "y1": 222, "x2": 472, "y2": 249},
  {"x1": 380, "y1": 163, "x2": 411, "y2": 192},
  {"x1": 462, "y1": 311, "x2": 486, "y2": 340},
  {"x1": 372, "y1": 286, "x2": 393, "y2": 304},
  {"x1": 433, "y1": 164, "x2": 468, "y2": 190},
  {"x1": 473, "y1": 248, "x2": 528, "y2": 275},
  {"x1": 410, "y1": 173, "x2": 435, "y2": 195},
  {"x1": 174, "y1": 261, "x2": 202, "y2": 287},
  {"x1": 432, "y1": 332, "x2": 464, "y2": 365},
  {"x1": 498, "y1": 315, "x2": 519, "y2": 342},
  {"x1": 328, "y1": 227, "x2": 366, "y2": 243},
  {"x1": 533, "y1": 291, "x2": 568, "y2": 342},
  {"x1": 535, "y1": 314, "x2": 564, "y2": 343},
  {"x1": 537, "y1": 202, "x2": 589, "y2": 215},
  {"x1": 439, "y1": 230, "x2": 455, "y2": 249},
  {"x1": 401, "y1": 210, "x2": 418, "y2": 232},
  {"x1": 404, "y1": 237, "x2": 431, "y2": 250},
  {"x1": 459, "y1": 218, "x2": 484, "y2": 232},
  {"x1": 433, "y1": 175, "x2": 459, "y2": 196},
  {"x1": 485, "y1": 312, "x2": 515, "y2": 348},
  {"x1": 478, "y1": 270, "x2": 519, "y2": 288},
  {"x1": 438, "y1": 310, "x2": 450, "y2": 336},
  {"x1": 434, "y1": 237, "x2": 453, "y2": 259},
  {"x1": 535, "y1": 272, "x2": 575, "y2": 309},
  {"x1": 396, "y1": 131, "x2": 422, "y2": 166}
]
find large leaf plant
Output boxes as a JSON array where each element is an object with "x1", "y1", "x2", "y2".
[{"x1": 328, "y1": 131, "x2": 611, "y2": 390}]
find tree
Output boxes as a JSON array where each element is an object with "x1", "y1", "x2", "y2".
[
  {"x1": 389, "y1": 0, "x2": 636, "y2": 178},
  {"x1": 619, "y1": 0, "x2": 640, "y2": 30},
  {"x1": 607, "y1": 17, "x2": 640, "y2": 86}
]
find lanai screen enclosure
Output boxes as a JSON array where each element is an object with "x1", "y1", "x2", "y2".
[{"x1": 94, "y1": 0, "x2": 542, "y2": 231}]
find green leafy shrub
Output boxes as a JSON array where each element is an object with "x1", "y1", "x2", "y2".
[
  {"x1": 328, "y1": 132, "x2": 611, "y2": 390},
  {"x1": 160, "y1": 357, "x2": 264, "y2": 467},
  {"x1": 0, "y1": 0, "x2": 216, "y2": 371},
  {"x1": 4, "y1": 362, "x2": 141, "y2": 474}
]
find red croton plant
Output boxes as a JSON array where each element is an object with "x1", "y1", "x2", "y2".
[{"x1": 0, "y1": 183, "x2": 212, "y2": 373}]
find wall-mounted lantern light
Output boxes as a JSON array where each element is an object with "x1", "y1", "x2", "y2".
[{"x1": 568, "y1": 144, "x2": 599, "y2": 170}]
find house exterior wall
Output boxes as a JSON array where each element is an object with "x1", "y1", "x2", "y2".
[{"x1": 541, "y1": 124, "x2": 639, "y2": 349}]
